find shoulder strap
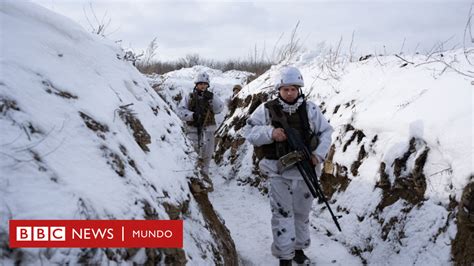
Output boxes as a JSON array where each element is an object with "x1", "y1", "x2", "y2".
[
  {"x1": 188, "y1": 91, "x2": 196, "y2": 111},
  {"x1": 298, "y1": 100, "x2": 311, "y2": 135},
  {"x1": 265, "y1": 99, "x2": 290, "y2": 128},
  {"x1": 267, "y1": 99, "x2": 316, "y2": 146}
]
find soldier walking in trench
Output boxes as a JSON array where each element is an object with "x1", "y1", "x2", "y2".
[
  {"x1": 246, "y1": 66, "x2": 334, "y2": 265},
  {"x1": 178, "y1": 71, "x2": 224, "y2": 187}
]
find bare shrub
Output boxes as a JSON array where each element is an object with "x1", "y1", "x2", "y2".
[
  {"x1": 83, "y1": 3, "x2": 118, "y2": 37},
  {"x1": 272, "y1": 21, "x2": 304, "y2": 64},
  {"x1": 136, "y1": 22, "x2": 306, "y2": 76}
]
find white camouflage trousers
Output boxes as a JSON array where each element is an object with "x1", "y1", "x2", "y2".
[
  {"x1": 187, "y1": 130, "x2": 215, "y2": 175},
  {"x1": 270, "y1": 176, "x2": 314, "y2": 260}
]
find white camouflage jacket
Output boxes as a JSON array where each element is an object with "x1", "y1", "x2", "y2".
[
  {"x1": 245, "y1": 99, "x2": 334, "y2": 180},
  {"x1": 177, "y1": 90, "x2": 224, "y2": 132}
]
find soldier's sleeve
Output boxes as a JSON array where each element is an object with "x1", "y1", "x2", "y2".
[
  {"x1": 245, "y1": 104, "x2": 274, "y2": 147},
  {"x1": 177, "y1": 94, "x2": 194, "y2": 122},
  {"x1": 211, "y1": 93, "x2": 224, "y2": 114},
  {"x1": 308, "y1": 102, "x2": 334, "y2": 162}
]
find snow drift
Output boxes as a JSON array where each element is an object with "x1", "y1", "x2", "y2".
[{"x1": 0, "y1": 1, "x2": 236, "y2": 264}]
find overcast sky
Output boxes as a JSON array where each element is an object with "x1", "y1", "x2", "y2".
[{"x1": 33, "y1": 0, "x2": 472, "y2": 62}]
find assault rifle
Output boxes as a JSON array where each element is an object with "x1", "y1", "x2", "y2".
[{"x1": 269, "y1": 104, "x2": 342, "y2": 232}]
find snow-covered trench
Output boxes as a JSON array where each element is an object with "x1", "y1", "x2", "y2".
[
  {"x1": 148, "y1": 66, "x2": 363, "y2": 265},
  {"x1": 209, "y1": 49, "x2": 473, "y2": 265}
]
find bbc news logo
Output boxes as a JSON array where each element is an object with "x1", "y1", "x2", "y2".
[
  {"x1": 16, "y1": 226, "x2": 66, "y2": 241},
  {"x1": 10, "y1": 220, "x2": 183, "y2": 248}
]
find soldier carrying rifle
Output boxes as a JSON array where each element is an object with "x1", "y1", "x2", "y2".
[
  {"x1": 246, "y1": 66, "x2": 336, "y2": 266},
  {"x1": 178, "y1": 71, "x2": 224, "y2": 184}
]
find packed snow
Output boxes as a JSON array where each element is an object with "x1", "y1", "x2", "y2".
[{"x1": 0, "y1": 1, "x2": 232, "y2": 264}]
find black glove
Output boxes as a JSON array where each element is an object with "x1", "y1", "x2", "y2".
[
  {"x1": 203, "y1": 90, "x2": 213, "y2": 101},
  {"x1": 192, "y1": 112, "x2": 200, "y2": 121}
]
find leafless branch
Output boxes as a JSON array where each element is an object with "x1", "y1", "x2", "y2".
[
  {"x1": 13, "y1": 125, "x2": 56, "y2": 152},
  {"x1": 415, "y1": 58, "x2": 474, "y2": 78},
  {"x1": 82, "y1": 3, "x2": 114, "y2": 37},
  {"x1": 1, "y1": 131, "x2": 24, "y2": 147},
  {"x1": 414, "y1": 43, "x2": 420, "y2": 54},
  {"x1": 373, "y1": 48, "x2": 386, "y2": 71},
  {"x1": 425, "y1": 35, "x2": 455, "y2": 61},
  {"x1": 464, "y1": 5, "x2": 474, "y2": 65},
  {"x1": 271, "y1": 32, "x2": 285, "y2": 62},
  {"x1": 349, "y1": 31, "x2": 355, "y2": 62},
  {"x1": 399, "y1": 37, "x2": 406, "y2": 55},
  {"x1": 429, "y1": 167, "x2": 453, "y2": 177},
  {"x1": 143, "y1": 37, "x2": 158, "y2": 67},
  {"x1": 275, "y1": 20, "x2": 303, "y2": 64},
  {"x1": 395, "y1": 54, "x2": 414, "y2": 65}
]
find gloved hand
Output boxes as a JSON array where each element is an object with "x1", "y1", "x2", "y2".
[
  {"x1": 203, "y1": 90, "x2": 213, "y2": 101},
  {"x1": 193, "y1": 112, "x2": 200, "y2": 121}
]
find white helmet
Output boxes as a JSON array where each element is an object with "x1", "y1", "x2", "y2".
[
  {"x1": 274, "y1": 66, "x2": 304, "y2": 90},
  {"x1": 194, "y1": 71, "x2": 210, "y2": 84}
]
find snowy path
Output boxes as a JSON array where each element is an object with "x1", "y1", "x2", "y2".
[{"x1": 208, "y1": 172, "x2": 362, "y2": 266}]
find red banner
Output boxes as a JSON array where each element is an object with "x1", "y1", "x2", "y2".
[{"x1": 9, "y1": 220, "x2": 183, "y2": 248}]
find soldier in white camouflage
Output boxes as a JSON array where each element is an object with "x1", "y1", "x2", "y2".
[
  {"x1": 178, "y1": 71, "x2": 224, "y2": 183},
  {"x1": 246, "y1": 66, "x2": 334, "y2": 266}
]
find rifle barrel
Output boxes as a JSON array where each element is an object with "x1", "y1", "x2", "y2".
[{"x1": 286, "y1": 128, "x2": 342, "y2": 232}]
